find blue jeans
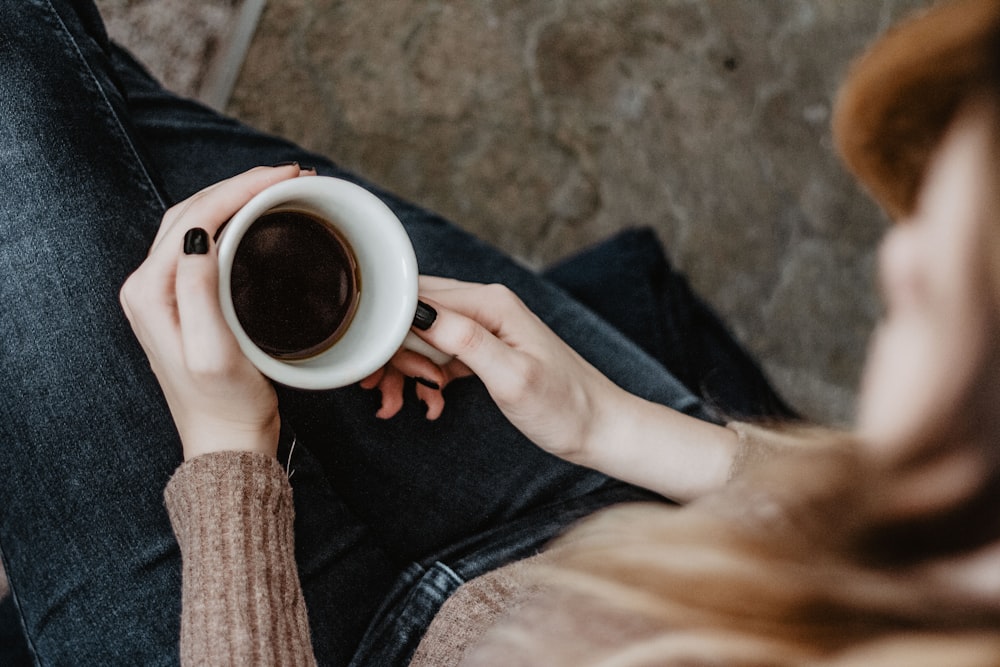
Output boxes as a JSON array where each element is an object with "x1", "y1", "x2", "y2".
[{"x1": 0, "y1": 1, "x2": 790, "y2": 665}]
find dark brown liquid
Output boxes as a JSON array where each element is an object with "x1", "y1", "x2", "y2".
[{"x1": 230, "y1": 210, "x2": 361, "y2": 359}]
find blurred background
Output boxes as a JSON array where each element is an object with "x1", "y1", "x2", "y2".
[{"x1": 94, "y1": 0, "x2": 934, "y2": 425}]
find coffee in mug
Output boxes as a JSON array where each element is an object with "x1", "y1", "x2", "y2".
[{"x1": 230, "y1": 209, "x2": 361, "y2": 360}]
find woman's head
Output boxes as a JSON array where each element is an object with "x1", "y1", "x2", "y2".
[
  {"x1": 834, "y1": 0, "x2": 1000, "y2": 479},
  {"x1": 857, "y1": 100, "x2": 1000, "y2": 463}
]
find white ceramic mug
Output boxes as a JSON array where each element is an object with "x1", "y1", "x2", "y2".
[{"x1": 216, "y1": 176, "x2": 447, "y2": 390}]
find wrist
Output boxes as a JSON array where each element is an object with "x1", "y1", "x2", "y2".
[
  {"x1": 573, "y1": 387, "x2": 741, "y2": 501},
  {"x1": 573, "y1": 377, "x2": 638, "y2": 466},
  {"x1": 180, "y1": 414, "x2": 281, "y2": 461}
]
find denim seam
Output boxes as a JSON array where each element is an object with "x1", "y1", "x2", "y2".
[
  {"x1": 432, "y1": 561, "x2": 462, "y2": 589},
  {"x1": 41, "y1": 0, "x2": 168, "y2": 212}
]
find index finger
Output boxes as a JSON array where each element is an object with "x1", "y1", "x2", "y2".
[
  {"x1": 150, "y1": 165, "x2": 301, "y2": 259},
  {"x1": 412, "y1": 297, "x2": 528, "y2": 398},
  {"x1": 417, "y1": 282, "x2": 536, "y2": 342}
]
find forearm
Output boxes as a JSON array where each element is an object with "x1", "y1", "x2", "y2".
[
  {"x1": 164, "y1": 452, "x2": 316, "y2": 667},
  {"x1": 573, "y1": 388, "x2": 740, "y2": 503}
]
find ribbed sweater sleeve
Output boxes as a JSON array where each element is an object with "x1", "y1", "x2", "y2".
[{"x1": 164, "y1": 452, "x2": 316, "y2": 667}]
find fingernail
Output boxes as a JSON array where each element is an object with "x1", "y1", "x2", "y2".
[
  {"x1": 271, "y1": 161, "x2": 299, "y2": 168},
  {"x1": 415, "y1": 377, "x2": 440, "y2": 391},
  {"x1": 412, "y1": 301, "x2": 437, "y2": 330},
  {"x1": 213, "y1": 220, "x2": 229, "y2": 242},
  {"x1": 300, "y1": 165, "x2": 317, "y2": 173},
  {"x1": 183, "y1": 228, "x2": 209, "y2": 255}
]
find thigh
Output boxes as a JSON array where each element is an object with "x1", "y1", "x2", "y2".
[
  {"x1": 543, "y1": 227, "x2": 798, "y2": 420},
  {"x1": 1, "y1": 4, "x2": 393, "y2": 663},
  {"x1": 1, "y1": 3, "x2": 178, "y2": 663},
  {"x1": 1, "y1": 326, "x2": 179, "y2": 666}
]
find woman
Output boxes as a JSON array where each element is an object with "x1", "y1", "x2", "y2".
[{"x1": 4, "y1": 1, "x2": 999, "y2": 666}]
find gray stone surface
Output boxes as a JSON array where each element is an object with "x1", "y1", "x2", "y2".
[{"x1": 229, "y1": 0, "x2": 933, "y2": 424}]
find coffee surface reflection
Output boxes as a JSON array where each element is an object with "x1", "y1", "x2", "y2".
[{"x1": 230, "y1": 210, "x2": 361, "y2": 360}]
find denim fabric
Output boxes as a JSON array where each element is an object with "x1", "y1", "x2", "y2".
[
  {"x1": 0, "y1": 595, "x2": 28, "y2": 665},
  {"x1": 350, "y1": 482, "x2": 661, "y2": 666},
  {"x1": 543, "y1": 227, "x2": 798, "y2": 421},
  {"x1": 0, "y1": 2, "x2": 787, "y2": 666}
]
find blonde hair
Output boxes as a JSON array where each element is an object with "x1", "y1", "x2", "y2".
[{"x1": 473, "y1": 439, "x2": 1000, "y2": 665}]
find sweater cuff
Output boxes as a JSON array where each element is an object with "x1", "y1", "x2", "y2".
[
  {"x1": 164, "y1": 451, "x2": 315, "y2": 666},
  {"x1": 726, "y1": 421, "x2": 849, "y2": 481},
  {"x1": 727, "y1": 422, "x2": 781, "y2": 481},
  {"x1": 164, "y1": 451, "x2": 291, "y2": 548}
]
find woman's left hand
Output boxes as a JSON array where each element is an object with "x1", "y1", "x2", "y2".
[{"x1": 120, "y1": 166, "x2": 306, "y2": 460}]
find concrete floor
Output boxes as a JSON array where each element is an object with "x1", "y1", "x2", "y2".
[{"x1": 101, "y1": 0, "x2": 934, "y2": 425}]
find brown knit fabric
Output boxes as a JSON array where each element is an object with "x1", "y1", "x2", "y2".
[
  {"x1": 410, "y1": 553, "x2": 553, "y2": 667},
  {"x1": 164, "y1": 452, "x2": 315, "y2": 667},
  {"x1": 727, "y1": 421, "x2": 846, "y2": 480}
]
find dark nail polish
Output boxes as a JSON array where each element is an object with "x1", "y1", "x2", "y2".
[
  {"x1": 183, "y1": 228, "x2": 209, "y2": 255},
  {"x1": 414, "y1": 377, "x2": 440, "y2": 391},
  {"x1": 412, "y1": 301, "x2": 437, "y2": 330},
  {"x1": 271, "y1": 161, "x2": 298, "y2": 168}
]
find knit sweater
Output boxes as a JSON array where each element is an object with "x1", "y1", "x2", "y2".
[{"x1": 162, "y1": 423, "x2": 800, "y2": 665}]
